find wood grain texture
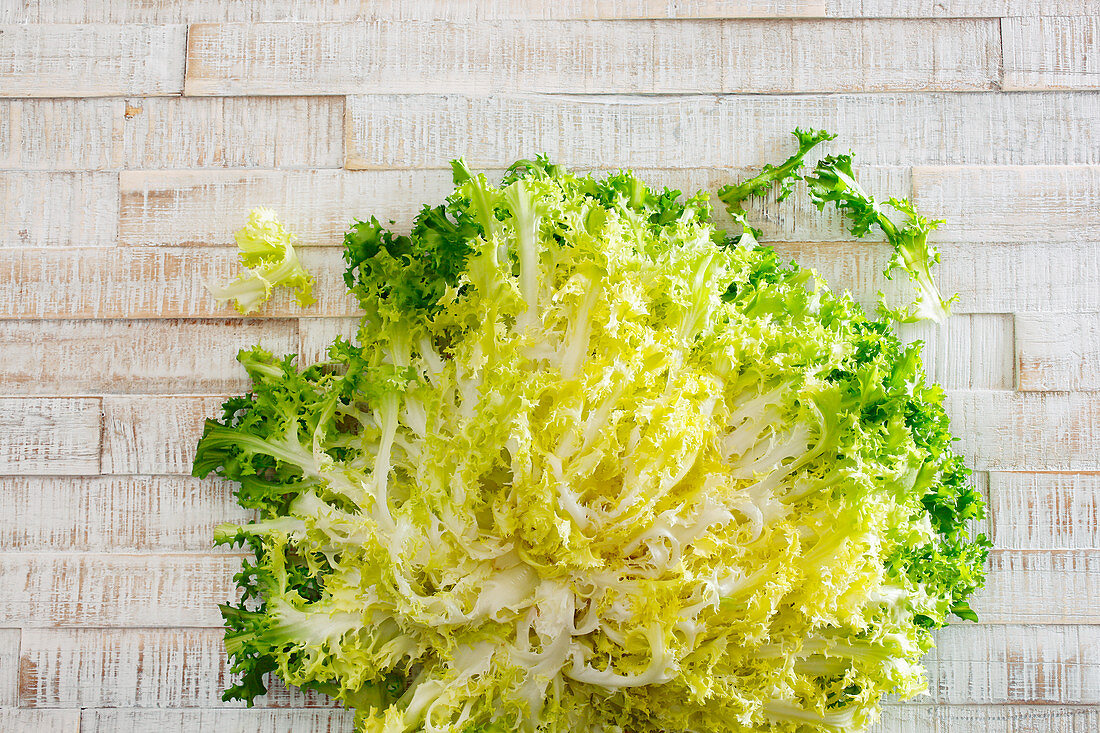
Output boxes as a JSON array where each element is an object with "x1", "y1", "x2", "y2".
[
  {"x1": 977, "y1": 551, "x2": 1100, "y2": 624},
  {"x1": 0, "y1": 709, "x2": 78, "y2": 733},
  {"x1": 0, "y1": 97, "x2": 343, "y2": 170},
  {"x1": 184, "y1": 20, "x2": 998, "y2": 96},
  {"x1": 0, "y1": 247, "x2": 357, "y2": 320},
  {"x1": 776, "y1": 241, "x2": 1100, "y2": 315},
  {"x1": 0, "y1": 475, "x2": 251, "y2": 551},
  {"x1": 0, "y1": 24, "x2": 186, "y2": 97},
  {"x1": 0, "y1": 319, "x2": 298, "y2": 394},
  {"x1": 0, "y1": 172, "x2": 117, "y2": 248},
  {"x1": 897, "y1": 315, "x2": 1015, "y2": 390},
  {"x1": 18, "y1": 628, "x2": 341, "y2": 708},
  {"x1": 0, "y1": 398, "x2": 101, "y2": 476},
  {"x1": 1016, "y1": 314, "x2": 1100, "y2": 391},
  {"x1": 346, "y1": 92, "x2": 1100, "y2": 169},
  {"x1": 988, "y1": 473, "x2": 1100, "y2": 550},
  {"x1": 927, "y1": 625, "x2": 1100, "y2": 704},
  {"x1": 1003, "y1": 16, "x2": 1100, "y2": 91},
  {"x1": 0, "y1": 553, "x2": 239, "y2": 627},
  {"x1": 0, "y1": 628, "x2": 18, "y2": 706},
  {"x1": 912, "y1": 165, "x2": 1100, "y2": 243},
  {"x1": 118, "y1": 169, "x2": 455, "y2": 246},
  {"x1": 928, "y1": 704, "x2": 1100, "y2": 732},
  {"x1": 4, "y1": 1, "x2": 825, "y2": 23},
  {"x1": 945, "y1": 391, "x2": 1100, "y2": 471},
  {"x1": 102, "y1": 395, "x2": 226, "y2": 475},
  {"x1": 81, "y1": 708, "x2": 355, "y2": 733},
  {"x1": 826, "y1": 0, "x2": 1097, "y2": 16}
]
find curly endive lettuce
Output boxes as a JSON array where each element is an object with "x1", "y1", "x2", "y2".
[
  {"x1": 208, "y1": 207, "x2": 316, "y2": 314},
  {"x1": 194, "y1": 132, "x2": 988, "y2": 733}
]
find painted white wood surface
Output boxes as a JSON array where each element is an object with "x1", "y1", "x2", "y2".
[
  {"x1": 0, "y1": 4, "x2": 1096, "y2": 731},
  {"x1": 184, "y1": 20, "x2": 999, "y2": 96}
]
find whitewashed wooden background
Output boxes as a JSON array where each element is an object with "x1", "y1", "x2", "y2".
[{"x1": 1, "y1": 1, "x2": 1099, "y2": 732}]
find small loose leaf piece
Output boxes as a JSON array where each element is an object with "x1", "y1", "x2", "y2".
[{"x1": 208, "y1": 207, "x2": 316, "y2": 314}]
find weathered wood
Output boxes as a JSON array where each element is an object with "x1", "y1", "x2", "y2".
[
  {"x1": 874, "y1": 705, "x2": 1100, "y2": 733},
  {"x1": 897, "y1": 315, "x2": 1015, "y2": 390},
  {"x1": 0, "y1": 398, "x2": 101, "y2": 476},
  {"x1": 118, "y1": 169, "x2": 455, "y2": 246},
  {"x1": 1003, "y1": 17, "x2": 1100, "y2": 91},
  {"x1": 0, "y1": 553, "x2": 240, "y2": 627},
  {"x1": 944, "y1": 391, "x2": 1100, "y2": 471},
  {"x1": 1016, "y1": 314, "x2": 1100, "y2": 391},
  {"x1": 81, "y1": 708, "x2": 354, "y2": 733},
  {"x1": 0, "y1": 475, "x2": 252, "y2": 551},
  {"x1": 912, "y1": 165, "x2": 1100, "y2": 243},
  {"x1": 101, "y1": 395, "x2": 226, "y2": 475},
  {"x1": 0, "y1": 172, "x2": 117, "y2": 247},
  {"x1": 774, "y1": 241, "x2": 1100, "y2": 315},
  {"x1": 346, "y1": 92, "x2": 1100, "y2": 169},
  {"x1": 930, "y1": 704, "x2": 1100, "y2": 732},
  {"x1": 926, "y1": 625, "x2": 1100, "y2": 704},
  {"x1": 825, "y1": 0, "x2": 1097, "y2": 17},
  {"x1": 0, "y1": 24, "x2": 186, "y2": 97},
  {"x1": 3, "y1": 1, "x2": 825, "y2": 23},
  {"x1": 976, "y1": 551, "x2": 1100, "y2": 624},
  {"x1": 988, "y1": 473, "x2": 1100, "y2": 550},
  {"x1": 184, "y1": 20, "x2": 998, "y2": 96},
  {"x1": 0, "y1": 709, "x2": 78, "y2": 733},
  {"x1": 0, "y1": 97, "x2": 343, "y2": 170},
  {"x1": 0, "y1": 247, "x2": 357, "y2": 319},
  {"x1": 0, "y1": 628, "x2": 18, "y2": 706},
  {"x1": 0, "y1": 319, "x2": 298, "y2": 394},
  {"x1": 18, "y1": 628, "x2": 340, "y2": 707},
  {"x1": 298, "y1": 317, "x2": 360, "y2": 366}
]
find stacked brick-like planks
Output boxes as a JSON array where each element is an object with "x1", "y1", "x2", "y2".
[{"x1": 1, "y1": 1, "x2": 1098, "y2": 731}]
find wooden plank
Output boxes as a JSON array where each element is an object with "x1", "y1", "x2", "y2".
[
  {"x1": 826, "y1": 1, "x2": 1097, "y2": 17},
  {"x1": 0, "y1": 24, "x2": 186, "y2": 97},
  {"x1": 0, "y1": 553, "x2": 239, "y2": 627},
  {"x1": 4, "y1": 1, "x2": 824, "y2": 23},
  {"x1": 102, "y1": 395, "x2": 226, "y2": 475},
  {"x1": 0, "y1": 475, "x2": 252, "y2": 552},
  {"x1": 1016, "y1": 314, "x2": 1100, "y2": 391},
  {"x1": 0, "y1": 97, "x2": 343, "y2": 170},
  {"x1": 944, "y1": 391, "x2": 1100, "y2": 471},
  {"x1": 346, "y1": 92, "x2": 1100, "y2": 169},
  {"x1": 0, "y1": 710, "x2": 78, "y2": 733},
  {"x1": 0, "y1": 398, "x2": 101, "y2": 476},
  {"x1": 988, "y1": 473, "x2": 1100, "y2": 550},
  {"x1": 1004, "y1": 17, "x2": 1100, "y2": 91},
  {"x1": 81, "y1": 708, "x2": 354, "y2": 733},
  {"x1": 298, "y1": 317, "x2": 360, "y2": 366},
  {"x1": 976, "y1": 551, "x2": 1100, "y2": 624},
  {"x1": 118, "y1": 167, "x2": 908, "y2": 246},
  {"x1": 870, "y1": 704, "x2": 935, "y2": 733},
  {"x1": 0, "y1": 319, "x2": 298, "y2": 394},
  {"x1": 184, "y1": 20, "x2": 998, "y2": 96},
  {"x1": 118, "y1": 169, "x2": 455, "y2": 246},
  {"x1": 931, "y1": 704, "x2": 1100, "y2": 732},
  {"x1": 0, "y1": 172, "x2": 117, "y2": 247},
  {"x1": 18, "y1": 628, "x2": 339, "y2": 707},
  {"x1": 926, "y1": 625, "x2": 1100, "y2": 703},
  {"x1": 0, "y1": 628, "x2": 18, "y2": 706},
  {"x1": 0, "y1": 247, "x2": 357, "y2": 319},
  {"x1": 774, "y1": 241, "x2": 1100, "y2": 314},
  {"x1": 897, "y1": 314, "x2": 1015, "y2": 390},
  {"x1": 912, "y1": 166, "x2": 1100, "y2": 243}
]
